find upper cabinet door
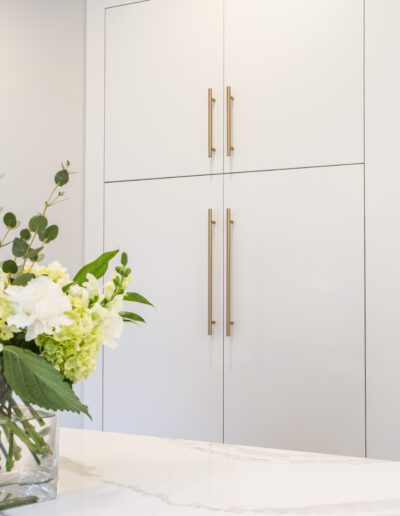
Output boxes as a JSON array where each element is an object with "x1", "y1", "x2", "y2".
[
  {"x1": 224, "y1": 0, "x2": 364, "y2": 173},
  {"x1": 105, "y1": 0, "x2": 223, "y2": 182}
]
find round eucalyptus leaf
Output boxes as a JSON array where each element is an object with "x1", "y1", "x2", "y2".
[
  {"x1": 3, "y1": 212, "x2": 17, "y2": 229},
  {"x1": 29, "y1": 215, "x2": 47, "y2": 233},
  {"x1": 12, "y1": 238, "x2": 29, "y2": 258},
  {"x1": 20, "y1": 228, "x2": 31, "y2": 240},
  {"x1": 2, "y1": 260, "x2": 18, "y2": 274},
  {"x1": 44, "y1": 224, "x2": 59, "y2": 242},
  {"x1": 54, "y1": 169, "x2": 69, "y2": 187}
]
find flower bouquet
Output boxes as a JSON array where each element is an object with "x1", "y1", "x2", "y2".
[{"x1": 0, "y1": 163, "x2": 150, "y2": 509}]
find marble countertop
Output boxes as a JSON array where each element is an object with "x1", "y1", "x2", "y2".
[{"x1": 6, "y1": 427, "x2": 400, "y2": 515}]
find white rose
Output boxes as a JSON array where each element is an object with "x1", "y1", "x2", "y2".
[{"x1": 6, "y1": 276, "x2": 72, "y2": 341}]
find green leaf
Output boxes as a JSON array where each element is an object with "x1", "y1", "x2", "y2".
[
  {"x1": 54, "y1": 169, "x2": 69, "y2": 186},
  {"x1": 3, "y1": 212, "x2": 17, "y2": 229},
  {"x1": 121, "y1": 252, "x2": 128, "y2": 266},
  {"x1": 44, "y1": 224, "x2": 59, "y2": 242},
  {"x1": 2, "y1": 260, "x2": 18, "y2": 274},
  {"x1": 12, "y1": 273, "x2": 35, "y2": 286},
  {"x1": 62, "y1": 282, "x2": 74, "y2": 293},
  {"x1": 12, "y1": 238, "x2": 28, "y2": 257},
  {"x1": 3, "y1": 346, "x2": 90, "y2": 417},
  {"x1": 73, "y1": 250, "x2": 119, "y2": 285},
  {"x1": 29, "y1": 215, "x2": 47, "y2": 233},
  {"x1": 27, "y1": 246, "x2": 44, "y2": 262},
  {"x1": 19, "y1": 228, "x2": 31, "y2": 240},
  {"x1": 120, "y1": 311, "x2": 145, "y2": 323},
  {"x1": 123, "y1": 292, "x2": 153, "y2": 307}
]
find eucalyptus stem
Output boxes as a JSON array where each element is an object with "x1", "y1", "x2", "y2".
[
  {"x1": 0, "y1": 228, "x2": 11, "y2": 248},
  {"x1": 22, "y1": 184, "x2": 59, "y2": 273}
]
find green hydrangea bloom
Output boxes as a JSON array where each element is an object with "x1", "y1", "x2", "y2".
[
  {"x1": 36, "y1": 308, "x2": 102, "y2": 383},
  {"x1": 35, "y1": 279, "x2": 124, "y2": 384}
]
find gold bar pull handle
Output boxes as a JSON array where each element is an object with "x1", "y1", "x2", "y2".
[
  {"x1": 208, "y1": 88, "x2": 216, "y2": 158},
  {"x1": 226, "y1": 208, "x2": 234, "y2": 336},
  {"x1": 227, "y1": 86, "x2": 234, "y2": 156},
  {"x1": 208, "y1": 209, "x2": 216, "y2": 335}
]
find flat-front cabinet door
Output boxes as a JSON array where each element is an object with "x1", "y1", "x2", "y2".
[
  {"x1": 105, "y1": 0, "x2": 223, "y2": 182},
  {"x1": 224, "y1": 165, "x2": 365, "y2": 456},
  {"x1": 224, "y1": 0, "x2": 364, "y2": 173},
  {"x1": 104, "y1": 176, "x2": 223, "y2": 442}
]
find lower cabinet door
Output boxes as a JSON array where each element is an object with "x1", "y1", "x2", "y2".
[
  {"x1": 224, "y1": 165, "x2": 365, "y2": 456},
  {"x1": 104, "y1": 175, "x2": 223, "y2": 442}
]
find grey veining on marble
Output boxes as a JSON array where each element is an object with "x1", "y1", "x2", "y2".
[{"x1": 5, "y1": 428, "x2": 400, "y2": 516}]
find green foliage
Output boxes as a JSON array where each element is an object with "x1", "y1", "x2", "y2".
[
  {"x1": 3, "y1": 346, "x2": 90, "y2": 416},
  {"x1": 73, "y1": 250, "x2": 119, "y2": 285},
  {"x1": 42, "y1": 224, "x2": 58, "y2": 242},
  {"x1": 121, "y1": 252, "x2": 128, "y2": 266},
  {"x1": 3, "y1": 212, "x2": 17, "y2": 229},
  {"x1": 29, "y1": 215, "x2": 47, "y2": 233},
  {"x1": 0, "y1": 162, "x2": 71, "y2": 283},
  {"x1": 12, "y1": 238, "x2": 29, "y2": 257},
  {"x1": 124, "y1": 292, "x2": 153, "y2": 306},
  {"x1": 54, "y1": 169, "x2": 69, "y2": 187},
  {"x1": 2, "y1": 260, "x2": 18, "y2": 274},
  {"x1": 120, "y1": 311, "x2": 145, "y2": 323},
  {"x1": 26, "y1": 246, "x2": 43, "y2": 262},
  {"x1": 12, "y1": 273, "x2": 35, "y2": 286},
  {"x1": 19, "y1": 229, "x2": 31, "y2": 240}
]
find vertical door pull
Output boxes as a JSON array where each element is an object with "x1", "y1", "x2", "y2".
[
  {"x1": 226, "y1": 208, "x2": 234, "y2": 336},
  {"x1": 208, "y1": 209, "x2": 216, "y2": 335},
  {"x1": 227, "y1": 86, "x2": 234, "y2": 156},
  {"x1": 208, "y1": 88, "x2": 216, "y2": 158}
]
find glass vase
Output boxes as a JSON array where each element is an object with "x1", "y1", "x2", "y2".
[{"x1": 0, "y1": 363, "x2": 58, "y2": 511}]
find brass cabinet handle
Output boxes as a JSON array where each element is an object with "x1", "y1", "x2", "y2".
[
  {"x1": 208, "y1": 209, "x2": 216, "y2": 335},
  {"x1": 226, "y1": 86, "x2": 234, "y2": 156},
  {"x1": 226, "y1": 208, "x2": 234, "y2": 336},
  {"x1": 208, "y1": 88, "x2": 216, "y2": 158}
]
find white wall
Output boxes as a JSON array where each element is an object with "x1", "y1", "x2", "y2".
[
  {"x1": 366, "y1": 0, "x2": 400, "y2": 459},
  {"x1": 0, "y1": 0, "x2": 86, "y2": 428}
]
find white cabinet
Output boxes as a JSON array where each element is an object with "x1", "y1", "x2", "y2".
[
  {"x1": 103, "y1": 176, "x2": 223, "y2": 442},
  {"x1": 105, "y1": 0, "x2": 223, "y2": 182},
  {"x1": 224, "y1": 166, "x2": 365, "y2": 456},
  {"x1": 86, "y1": 0, "x2": 367, "y2": 456},
  {"x1": 224, "y1": 0, "x2": 364, "y2": 173},
  {"x1": 104, "y1": 0, "x2": 364, "y2": 182}
]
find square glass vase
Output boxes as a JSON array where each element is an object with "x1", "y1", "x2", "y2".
[{"x1": 0, "y1": 405, "x2": 58, "y2": 511}]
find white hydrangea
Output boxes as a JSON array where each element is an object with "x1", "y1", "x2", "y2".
[{"x1": 6, "y1": 276, "x2": 72, "y2": 341}]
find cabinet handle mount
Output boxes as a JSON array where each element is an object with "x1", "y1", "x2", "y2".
[
  {"x1": 227, "y1": 86, "x2": 234, "y2": 156},
  {"x1": 208, "y1": 208, "x2": 216, "y2": 335},
  {"x1": 208, "y1": 88, "x2": 216, "y2": 158},
  {"x1": 226, "y1": 208, "x2": 234, "y2": 336}
]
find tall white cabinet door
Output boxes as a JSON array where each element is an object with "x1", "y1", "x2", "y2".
[
  {"x1": 224, "y1": 165, "x2": 365, "y2": 456},
  {"x1": 224, "y1": 0, "x2": 364, "y2": 173},
  {"x1": 105, "y1": 0, "x2": 223, "y2": 182},
  {"x1": 104, "y1": 176, "x2": 223, "y2": 442}
]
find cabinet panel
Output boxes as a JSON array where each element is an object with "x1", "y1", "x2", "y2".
[
  {"x1": 365, "y1": 0, "x2": 400, "y2": 460},
  {"x1": 105, "y1": 0, "x2": 223, "y2": 182},
  {"x1": 224, "y1": 165, "x2": 365, "y2": 456},
  {"x1": 225, "y1": 0, "x2": 364, "y2": 173},
  {"x1": 104, "y1": 176, "x2": 223, "y2": 441}
]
